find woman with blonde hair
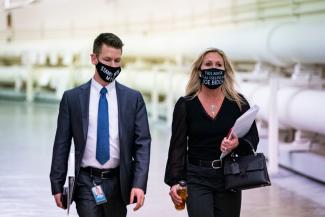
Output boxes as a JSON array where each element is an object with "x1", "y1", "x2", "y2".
[{"x1": 164, "y1": 48, "x2": 259, "y2": 217}]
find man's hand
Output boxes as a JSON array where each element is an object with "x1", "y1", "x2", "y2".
[
  {"x1": 54, "y1": 193, "x2": 64, "y2": 209},
  {"x1": 169, "y1": 184, "x2": 182, "y2": 206},
  {"x1": 130, "y1": 188, "x2": 145, "y2": 211}
]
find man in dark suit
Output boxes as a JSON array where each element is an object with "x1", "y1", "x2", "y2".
[{"x1": 50, "y1": 33, "x2": 151, "y2": 217}]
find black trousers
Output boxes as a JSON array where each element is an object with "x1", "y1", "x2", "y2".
[
  {"x1": 74, "y1": 170, "x2": 127, "y2": 217},
  {"x1": 186, "y1": 163, "x2": 241, "y2": 217}
]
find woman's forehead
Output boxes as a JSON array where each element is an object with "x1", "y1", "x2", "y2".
[{"x1": 203, "y1": 52, "x2": 224, "y2": 62}]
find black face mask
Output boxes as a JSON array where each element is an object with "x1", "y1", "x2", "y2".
[
  {"x1": 200, "y1": 68, "x2": 225, "y2": 89},
  {"x1": 96, "y1": 60, "x2": 121, "y2": 83}
]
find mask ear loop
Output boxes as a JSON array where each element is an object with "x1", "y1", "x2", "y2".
[
  {"x1": 94, "y1": 56, "x2": 100, "y2": 65},
  {"x1": 198, "y1": 68, "x2": 202, "y2": 78}
]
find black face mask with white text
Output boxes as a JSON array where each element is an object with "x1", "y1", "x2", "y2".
[
  {"x1": 199, "y1": 68, "x2": 225, "y2": 89},
  {"x1": 96, "y1": 60, "x2": 121, "y2": 83}
]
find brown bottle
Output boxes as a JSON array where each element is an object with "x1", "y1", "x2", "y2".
[{"x1": 175, "y1": 180, "x2": 188, "y2": 210}]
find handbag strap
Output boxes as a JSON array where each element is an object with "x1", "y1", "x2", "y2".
[
  {"x1": 220, "y1": 129, "x2": 257, "y2": 160},
  {"x1": 241, "y1": 138, "x2": 257, "y2": 156},
  {"x1": 227, "y1": 139, "x2": 257, "y2": 161}
]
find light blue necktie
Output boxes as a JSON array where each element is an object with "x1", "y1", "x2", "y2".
[{"x1": 96, "y1": 87, "x2": 110, "y2": 165}]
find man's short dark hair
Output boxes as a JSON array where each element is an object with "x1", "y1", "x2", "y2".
[{"x1": 93, "y1": 33, "x2": 124, "y2": 55}]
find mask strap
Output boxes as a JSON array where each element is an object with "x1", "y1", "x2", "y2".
[{"x1": 198, "y1": 69, "x2": 202, "y2": 78}]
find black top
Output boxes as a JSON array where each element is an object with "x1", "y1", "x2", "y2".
[{"x1": 164, "y1": 95, "x2": 259, "y2": 187}]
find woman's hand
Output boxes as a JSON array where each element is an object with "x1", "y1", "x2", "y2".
[
  {"x1": 220, "y1": 132, "x2": 239, "y2": 152},
  {"x1": 169, "y1": 184, "x2": 182, "y2": 206}
]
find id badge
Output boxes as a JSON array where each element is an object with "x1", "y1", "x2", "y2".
[{"x1": 91, "y1": 185, "x2": 107, "y2": 205}]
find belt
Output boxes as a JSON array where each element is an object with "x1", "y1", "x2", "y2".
[
  {"x1": 81, "y1": 167, "x2": 119, "y2": 179},
  {"x1": 189, "y1": 158, "x2": 222, "y2": 169}
]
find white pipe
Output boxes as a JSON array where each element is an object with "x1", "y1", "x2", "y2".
[
  {"x1": 268, "y1": 77, "x2": 279, "y2": 174},
  {"x1": 240, "y1": 82, "x2": 325, "y2": 135},
  {"x1": 26, "y1": 65, "x2": 33, "y2": 102},
  {"x1": 123, "y1": 20, "x2": 325, "y2": 66},
  {"x1": 268, "y1": 22, "x2": 325, "y2": 64},
  {"x1": 166, "y1": 70, "x2": 174, "y2": 126},
  {"x1": 151, "y1": 72, "x2": 159, "y2": 122},
  {"x1": 1, "y1": 20, "x2": 325, "y2": 66},
  {"x1": 285, "y1": 89, "x2": 325, "y2": 135}
]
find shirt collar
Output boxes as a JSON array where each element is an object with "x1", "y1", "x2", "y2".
[{"x1": 91, "y1": 78, "x2": 116, "y2": 94}]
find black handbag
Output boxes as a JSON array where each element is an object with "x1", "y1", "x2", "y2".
[{"x1": 223, "y1": 147, "x2": 271, "y2": 191}]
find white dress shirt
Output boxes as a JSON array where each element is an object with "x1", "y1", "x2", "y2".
[{"x1": 81, "y1": 78, "x2": 120, "y2": 169}]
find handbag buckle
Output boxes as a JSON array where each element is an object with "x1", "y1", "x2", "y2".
[{"x1": 211, "y1": 160, "x2": 222, "y2": 169}]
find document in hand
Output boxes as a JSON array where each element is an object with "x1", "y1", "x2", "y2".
[
  {"x1": 220, "y1": 105, "x2": 259, "y2": 159},
  {"x1": 232, "y1": 105, "x2": 259, "y2": 137},
  {"x1": 67, "y1": 176, "x2": 75, "y2": 215}
]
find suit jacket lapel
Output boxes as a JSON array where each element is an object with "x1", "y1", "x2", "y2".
[
  {"x1": 79, "y1": 80, "x2": 91, "y2": 145},
  {"x1": 116, "y1": 81, "x2": 125, "y2": 145}
]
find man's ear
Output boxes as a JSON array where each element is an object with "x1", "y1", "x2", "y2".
[{"x1": 90, "y1": 54, "x2": 98, "y2": 65}]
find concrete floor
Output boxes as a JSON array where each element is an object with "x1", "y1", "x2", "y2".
[{"x1": 0, "y1": 100, "x2": 324, "y2": 217}]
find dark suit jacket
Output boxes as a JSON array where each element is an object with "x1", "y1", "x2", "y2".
[{"x1": 50, "y1": 80, "x2": 151, "y2": 204}]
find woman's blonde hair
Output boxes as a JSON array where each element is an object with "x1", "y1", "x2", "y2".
[{"x1": 185, "y1": 48, "x2": 244, "y2": 110}]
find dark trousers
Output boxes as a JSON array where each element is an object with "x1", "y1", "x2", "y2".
[
  {"x1": 74, "y1": 170, "x2": 127, "y2": 217},
  {"x1": 186, "y1": 163, "x2": 241, "y2": 217}
]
